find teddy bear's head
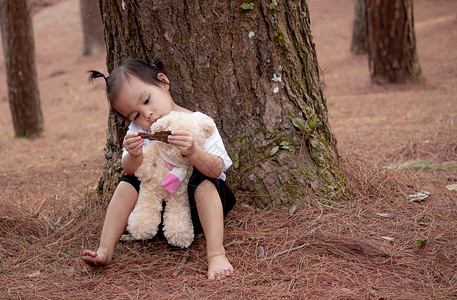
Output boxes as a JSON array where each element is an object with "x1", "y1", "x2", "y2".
[{"x1": 150, "y1": 111, "x2": 215, "y2": 166}]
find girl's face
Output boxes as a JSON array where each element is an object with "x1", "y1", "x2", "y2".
[{"x1": 113, "y1": 74, "x2": 175, "y2": 129}]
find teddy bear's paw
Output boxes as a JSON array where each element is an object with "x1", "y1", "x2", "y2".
[
  {"x1": 163, "y1": 229, "x2": 194, "y2": 248},
  {"x1": 166, "y1": 235, "x2": 193, "y2": 249},
  {"x1": 127, "y1": 224, "x2": 158, "y2": 241},
  {"x1": 127, "y1": 216, "x2": 159, "y2": 240}
]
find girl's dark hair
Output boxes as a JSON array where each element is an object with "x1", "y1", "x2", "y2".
[{"x1": 88, "y1": 57, "x2": 168, "y2": 120}]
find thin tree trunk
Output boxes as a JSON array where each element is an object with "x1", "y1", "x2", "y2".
[
  {"x1": 97, "y1": 0, "x2": 349, "y2": 206},
  {"x1": 0, "y1": 0, "x2": 43, "y2": 138},
  {"x1": 350, "y1": 0, "x2": 368, "y2": 55},
  {"x1": 367, "y1": 0, "x2": 422, "y2": 84},
  {"x1": 80, "y1": 0, "x2": 104, "y2": 56}
]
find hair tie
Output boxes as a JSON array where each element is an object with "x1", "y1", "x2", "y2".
[
  {"x1": 103, "y1": 74, "x2": 108, "y2": 79},
  {"x1": 151, "y1": 63, "x2": 157, "y2": 68}
]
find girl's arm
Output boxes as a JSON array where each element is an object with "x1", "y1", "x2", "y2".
[
  {"x1": 122, "y1": 132, "x2": 144, "y2": 175},
  {"x1": 122, "y1": 152, "x2": 144, "y2": 176},
  {"x1": 187, "y1": 147, "x2": 223, "y2": 178}
]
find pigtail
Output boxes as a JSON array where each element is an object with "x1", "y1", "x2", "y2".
[{"x1": 87, "y1": 70, "x2": 108, "y2": 83}]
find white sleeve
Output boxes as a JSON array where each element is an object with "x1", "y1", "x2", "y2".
[
  {"x1": 203, "y1": 126, "x2": 232, "y2": 180},
  {"x1": 192, "y1": 111, "x2": 232, "y2": 180}
]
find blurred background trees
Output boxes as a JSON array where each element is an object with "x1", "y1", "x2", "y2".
[
  {"x1": 0, "y1": 0, "x2": 43, "y2": 138},
  {"x1": 367, "y1": 0, "x2": 422, "y2": 84},
  {"x1": 0, "y1": 0, "x2": 104, "y2": 139},
  {"x1": 80, "y1": 0, "x2": 104, "y2": 56},
  {"x1": 350, "y1": 0, "x2": 368, "y2": 55},
  {"x1": 351, "y1": 0, "x2": 422, "y2": 84}
]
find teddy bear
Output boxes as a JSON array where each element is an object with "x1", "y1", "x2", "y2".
[{"x1": 126, "y1": 111, "x2": 216, "y2": 248}]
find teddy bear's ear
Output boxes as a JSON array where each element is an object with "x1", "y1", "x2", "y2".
[{"x1": 199, "y1": 117, "x2": 216, "y2": 138}]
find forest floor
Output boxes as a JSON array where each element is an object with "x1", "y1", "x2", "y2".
[{"x1": 0, "y1": 0, "x2": 456, "y2": 299}]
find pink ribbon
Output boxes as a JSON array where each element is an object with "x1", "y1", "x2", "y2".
[{"x1": 161, "y1": 163, "x2": 183, "y2": 194}]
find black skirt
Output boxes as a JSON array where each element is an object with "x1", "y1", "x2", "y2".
[{"x1": 119, "y1": 168, "x2": 236, "y2": 234}]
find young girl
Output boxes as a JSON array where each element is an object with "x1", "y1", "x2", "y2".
[{"x1": 82, "y1": 58, "x2": 236, "y2": 280}]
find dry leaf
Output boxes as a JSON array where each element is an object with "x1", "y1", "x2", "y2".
[
  {"x1": 407, "y1": 191, "x2": 430, "y2": 202},
  {"x1": 376, "y1": 212, "x2": 390, "y2": 218},
  {"x1": 445, "y1": 184, "x2": 457, "y2": 191}
]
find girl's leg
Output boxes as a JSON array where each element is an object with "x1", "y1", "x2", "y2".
[
  {"x1": 82, "y1": 181, "x2": 138, "y2": 266},
  {"x1": 194, "y1": 179, "x2": 234, "y2": 280}
]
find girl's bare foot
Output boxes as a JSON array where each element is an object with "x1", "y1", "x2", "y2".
[
  {"x1": 207, "y1": 253, "x2": 234, "y2": 280},
  {"x1": 81, "y1": 248, "x2": 112, "y2": 267}
]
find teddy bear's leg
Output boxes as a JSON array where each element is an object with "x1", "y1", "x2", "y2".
[
  {"x1": 162, "y1": 191, "x2": 194, "y2": 248},
  {"x1": 127, "y1": 184, "x2": 165, "y2": 240}
]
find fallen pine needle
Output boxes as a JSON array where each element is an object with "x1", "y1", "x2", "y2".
[
  {"x1": 259, "y1": 242, "x2": 310, "y2": 261},
  {"x1": 172, "y1": 249, "x2": 190, "y2": 277}
]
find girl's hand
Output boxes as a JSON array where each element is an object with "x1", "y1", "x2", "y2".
[
  {"x1": 123, "y1": 131, "x2": 144, "y2": 157},
  {"x1": 167, "y1": 130, "x2": 196, "y2": 157}
]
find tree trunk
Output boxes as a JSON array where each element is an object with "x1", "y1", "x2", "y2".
[
  {"x1": 97, "y1": 0, "x2": 349, "y2": 207},
  {"x1": 80, "y1": 0, "x2": 104, "y2": 55},
  {"x1": 0, "y1": 0, "x2": 43, "y2": 138},
  {"x1": 366, "y1": 0, "x2": 422, "y2": 84},
  {"x1": 350, "y1": 0, "x2": 368, "y2": 55}
]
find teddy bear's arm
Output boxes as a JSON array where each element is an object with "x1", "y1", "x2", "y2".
[{"x1": 135, "y1": 144, "x2": 159, "y2": 181}]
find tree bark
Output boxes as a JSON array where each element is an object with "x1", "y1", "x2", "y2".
[
  {"x1": 0, "y1": 0, "x2": 43, "y2": 138},
  {"x1": 80, "y1": 0, "x2": 104, "y2": 55},
  {"x1": 350, "y1": 0, "x2": 368, "y2": 55},
  {"x1": 97, "y1": 0, "x2": 348, "y2": 207},
  {"x1": 367, "y1": 0, "x2": 422, "y2": 84}
]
